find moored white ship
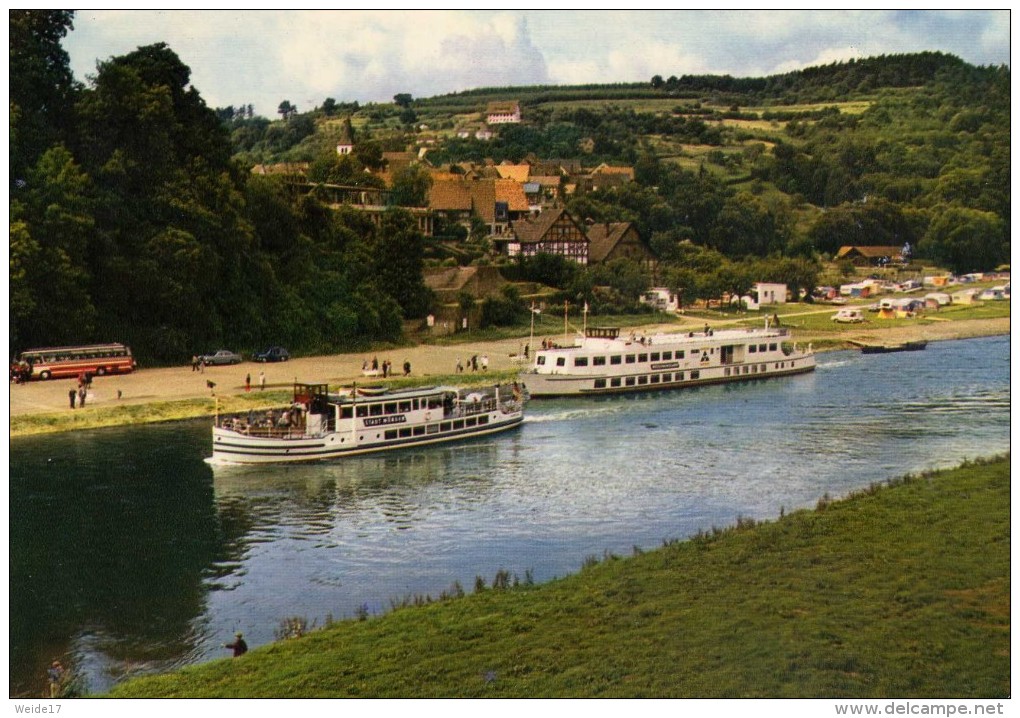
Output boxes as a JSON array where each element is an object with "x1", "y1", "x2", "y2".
[
  {"x1": 211, "y1": 382, "x2": 525, "y2": 464},
  {"x1": 521, "y1": 324, "x2": 814, "y2": 398}
]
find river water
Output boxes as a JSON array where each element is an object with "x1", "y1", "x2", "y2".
[{"x1": 9, "y1": 336, "x2": 1010, "y2": 696}]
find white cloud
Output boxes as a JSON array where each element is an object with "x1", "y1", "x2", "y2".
[{"x1": 62, "y1": 10, "x2": 1010, "y2": 117}]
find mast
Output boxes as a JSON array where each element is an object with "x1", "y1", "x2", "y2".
[
  {"x1": 350, "y1": 381, "x2": 357, "y2": 444},
  {"x1": 529, "y1": 302, "x2": 537, "y2": 362}
]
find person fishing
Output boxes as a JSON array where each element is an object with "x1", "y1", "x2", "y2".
[{"x1": 224, "y1": 632, "x2": 248, "y2": 657}]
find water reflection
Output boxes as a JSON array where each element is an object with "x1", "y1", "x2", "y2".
[{"x1": 9, "y1": 423, "x2": 225, "y2": 695}]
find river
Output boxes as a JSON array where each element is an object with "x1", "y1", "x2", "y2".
[{"x1": 9, "y1": 335, "x2": 1010, "y2": 696}]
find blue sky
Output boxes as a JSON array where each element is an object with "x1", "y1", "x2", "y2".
[{"x1": 62, "y1": 10, "x2": 1011, "y2": 118}]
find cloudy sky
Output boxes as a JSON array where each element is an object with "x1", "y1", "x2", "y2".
[{"x1": 63, "y1": 10, "x2": 1010, "y2": 117}]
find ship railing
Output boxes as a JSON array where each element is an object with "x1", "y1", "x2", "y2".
[{"x1": 218, "y1": 416, "x2": 308, "y2": 439}]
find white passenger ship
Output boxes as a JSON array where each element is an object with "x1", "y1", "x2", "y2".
[
  {"x1": 521, "y1": 324, "x2": 814, "y2": 398},
  {"x1": 211, "y1": 382, "x2": 525, "y2": 464}
]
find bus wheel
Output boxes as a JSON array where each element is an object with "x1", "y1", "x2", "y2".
[
  {"x1": 96, "y1": 367, "x2": 106, "y2": 376},
  {"x1": 39, "y1": 371, "x2": 51, "y2": 380}
]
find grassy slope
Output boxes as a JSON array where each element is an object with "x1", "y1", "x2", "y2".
[{"x1": 108, "y1": 457, "x2": 1010, "y2": 698}]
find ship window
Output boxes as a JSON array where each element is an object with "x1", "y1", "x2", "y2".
[
  {"x1": 537, "y1": 356, "x2": 546, "y2": 366},
  {"x1": 760, "y1": 364, "x2": 766, "y2": 372},
  {"x1": 385, "y1": 430, "x2": 398, "y2": 440},
  {"x1": 399, "y1": 401, "x2": 412, "y2": 412},
  {"x1": 691, "y1": 370, "x2": 700, "y2": 380},
  {"x1": 478, "y1": 415, "x2": 489, "y2": 425},
  {"x1": 593, "y1": 356, "x2": 606, "y2": 366},
  {"x1": 356, "y1": 406, "x2": 369, "y2": 418},
  {"x1": 340, "y1": 407, "x2": 353, "y2": 419},
  {"x1": 610, "y1": 378, "x2": 621, "y2": 387},
  {"x1": 440, "y1": 422, "x2": 451, "y2": 431},
  {"x1": 426, "y1": 424, "x2": 440, "y2": 434},
  {"x1": 610, "y1": 355, "x2": 622, "y2": 365},
  {"x1": 751, "y1": 365, "x2": 757, "y2": 373},
  {"x1": 759, "y1": 344, "x2": 767, "y2": 352},
  {"x1": 594, "y1": 379, "x2": 607, "y2": 389},
  {"x1": 399, "y1": 428, "x2": 412, "y2": 438},
  {"x1": 662, "y1": 373, "x2": 672, "y2": 382},
  {"x1": 650, "y1": 352, "x2": 661, "y2": 361},
  {"x1": 625, "y1": 355, "x2": 636, "y2": 364},
  {"x1": 749, "y1": 345, "x2": 757, "y2": 353},
  {"x1": 413, "y1": 426, "x2": 426, "y2": 436},
  {"x1": 453, "y1": 420, "x2": 465, "y2": 430},
  {"x1": 556, "y1": 357, "x2": 566, "y2": 367},
  {"x1": 662, "y1": 351, "x2": 672, "y2": 360},
  {"x1": 637, "y1": 376, "x2": 648, "y2": 385},
  {"x1": 676, "y1": 372, "x2": 684, "y2": 381},
  {"x1": 625, "y1": 377, "x2": 636, "y2": 386},
  {"x1": 638, "y1": 353, "x2": 648, "y2": 362},
  {"x1": 369, "y1": 404, "x2": 383, "y2": 416},
  {"x1": 465, "y1": 417, "x2": 477, "y2": 427},
  {"x1": 384, "y1": 402, "x2": 397, "y2": 414},
  {"x1": 574, "y1": 357, "x2": 588, "y2": 367},
  {"x1": 769, "y1": 343, "x2": 777, "y2": 351},
  {"x1": 650, "y1": 374, "x2": 660, "y2": 384},
  {"x1": 677, "y1": 351, "x2": 685, "y2": 359},
  {"x1": 725, "y1": 368, "x2": 731, "y2": 377}
]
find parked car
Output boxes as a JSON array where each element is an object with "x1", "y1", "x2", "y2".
[
  {"x1": 200, "y1": 349, "x2": 242, "y2": 366},
  {"x1": 832, "y1": 308, "x2": 865, "y2": 323},
  {"x1": 252, "y1": 346, "x2": 290, "y2": 362}
]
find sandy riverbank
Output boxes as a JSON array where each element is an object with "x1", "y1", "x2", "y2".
[{"x1": 7, "y1": 316, "x2": 1009, "y2": 425}]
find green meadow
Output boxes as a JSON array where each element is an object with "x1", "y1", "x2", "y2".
[{"x1": 107, "y1": 456, "x2": 1009, "y2": 698}]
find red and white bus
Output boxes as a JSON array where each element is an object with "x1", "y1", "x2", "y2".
[{"x1": 13, "y1": 343, "x2": 137, "y2": 381}]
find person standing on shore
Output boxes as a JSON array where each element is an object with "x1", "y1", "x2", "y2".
[
  {"x1": 259, "y1": 371, "x2": 266, "y2": 391},
  {"x1": 68, "y1": 388, "x2": 76, "y2": 409},
  {"x1": 224, "y1": 632, "x2": 248, "y2": 657},
  {"x1": 48, "y1": 661, "x2": 64, "y2": 697},
  {"x1": 245, "y1": 373, "x2": 251, "y2": 393}
]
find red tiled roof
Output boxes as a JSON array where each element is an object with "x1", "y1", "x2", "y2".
[
  {"x1": 428, "y1": 179, "x2": 473, "y2": 211},
  {"x1": 494, "y1": 179, "x2": 530, "y2": 212},
  {"x1": 495, "y1": 164, "x2": 531, "y2": 182}
]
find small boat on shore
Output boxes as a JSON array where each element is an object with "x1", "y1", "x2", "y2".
[
  {"x1": 210, "y1": 382, "x2": 525, "y2": 464},
  {"x1": 858, "y1": 340, "x2": 928, "y2": 354}
]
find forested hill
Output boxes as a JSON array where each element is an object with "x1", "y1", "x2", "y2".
[
  {"x1": 417, "y1": 51, "x2": 980, "y2": 108},
  {"x1": 10, "y1": 11, "x2": 1010, "y2": 365}
]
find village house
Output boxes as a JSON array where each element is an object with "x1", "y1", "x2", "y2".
[
  {"x1": 585, "y1": 221, "x2": 652, "y2": 267},
  {"x1": 486, "y1": 101, "x2": 521, "y2": 124},
  {"x1": 755, "y1": 282, "x2": 788, "y2": 304},
  {"x1": 835, "y1": 245, "x2": 904, "y2": 267},
  {"x1": 335, "y1": 116, "x2": 355, "y2": 156},
  {"x1": 426, "y1": 177, "x2": 529, "y2": 237},
  {"x1": 570, "y1": 163, "x2": 636, "y2": 194},
  {"x1": 505, "y1": 208, "x2": 589, "y2": 264}
]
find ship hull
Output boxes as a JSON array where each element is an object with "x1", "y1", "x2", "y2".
[
  {"x1": 212, "y1": 412, "x2": 523, "y2": 464},
  {"x1": 522, "y1": 359, "x2": 815, "y2": 398}
]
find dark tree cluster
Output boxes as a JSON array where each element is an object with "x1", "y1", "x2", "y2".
[{"x1": 10, "y1": 12, "x2": 430, "y2": 362}]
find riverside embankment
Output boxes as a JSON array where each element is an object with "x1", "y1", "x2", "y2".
[{"x1": 8, "y1": 314, "x2": 1009, "y2": 437}]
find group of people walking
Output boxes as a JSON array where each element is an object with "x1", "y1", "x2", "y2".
[
  {"x1": 362, "y1": 357, "x2": 412, "y2": 377},
  {"x1": 68, "y1": 372, "x2": 93, "y2": 409},
  {"x1": 456, "y1": 354, "x2": 488, "y2": 373}
]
